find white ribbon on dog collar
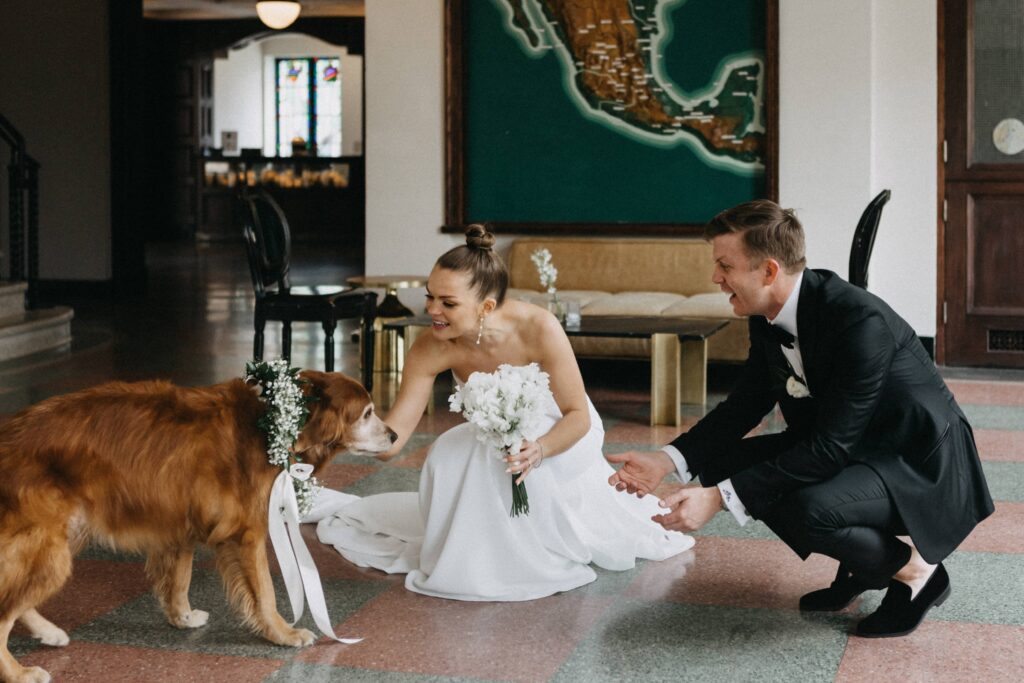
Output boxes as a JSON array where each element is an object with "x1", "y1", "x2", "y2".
[{"x1": 268, "y1": 463, "x2": 362, "y2": 644}]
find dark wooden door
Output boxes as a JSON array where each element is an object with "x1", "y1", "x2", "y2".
[
  {"x1": 942, "y1": 0, "x2": 1024, "y2": 366},
  {"x1": 172, "y1": 58, "x2": 213, "y2": 239}
]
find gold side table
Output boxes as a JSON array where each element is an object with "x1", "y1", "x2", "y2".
[{"x1": 346, "y1": 274, "x2": 427, "y2": 374}]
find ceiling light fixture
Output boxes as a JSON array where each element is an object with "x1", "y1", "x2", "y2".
[{"x1": 255, "y1": 1, "x2": 302, "y2": 30}]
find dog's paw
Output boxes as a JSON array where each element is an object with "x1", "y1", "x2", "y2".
[
  {"x1": 170, "y1": 609, "x2": 209, "y2": 629},
  {"x1": 35, "y1": 625, "x2": 69, "y2": 647},
  {"x1": 272, "y1": 627, "x2": 316, "y2": 647},
  {"x1": 15, "y1": 666, "x2": 52, "y2": 683}
]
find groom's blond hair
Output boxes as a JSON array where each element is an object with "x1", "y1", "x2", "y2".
[{"x1": 705, "y1": 200, "x2": 807, "y2": 273}]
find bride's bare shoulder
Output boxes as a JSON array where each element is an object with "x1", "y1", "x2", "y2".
[
  {"x1": 406, "y1": 330, "x2": 455, "y2": 372},
  {"x1": 505, "y1": 298, "x2": 562, "y2": 338}
]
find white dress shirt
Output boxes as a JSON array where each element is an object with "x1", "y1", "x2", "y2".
[{"x1": 662, "y1": 271, "x2": 806, "y2": 526}]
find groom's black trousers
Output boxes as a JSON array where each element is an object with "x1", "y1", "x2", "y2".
[{"x1": 706, "y1": 436, "x2": 913, "y2": 588}]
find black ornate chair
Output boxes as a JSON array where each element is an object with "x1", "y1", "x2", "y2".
[
  {"x1": 848, "y1": 189, "x2": 892, "y2": 290},
  {"x1": 241, "y1": 189, "x2": 375, "y2": 390}
]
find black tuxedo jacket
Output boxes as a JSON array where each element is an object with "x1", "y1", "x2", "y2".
[{"x1": 671, "y1": 269, "x2": 993, "y2": 562}]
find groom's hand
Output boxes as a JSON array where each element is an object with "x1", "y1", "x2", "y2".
[
  {"x1": 652, "y1": 486, "x2": 722, "y2": 532},
  {"x1": 606, "y1": 450, "x2": 676, "y2": 498}
]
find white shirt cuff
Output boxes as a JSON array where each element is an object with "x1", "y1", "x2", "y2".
[
  {"x1": 661, "y1": 445, "x2": 693, "y2": 483},
  {"x1": 717, "y1": 479, "x2": 751, "y2": 526}
]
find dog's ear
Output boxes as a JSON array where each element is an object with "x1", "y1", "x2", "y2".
[
  {"x1": 293, "y1": 373, "x2": 370, "y2": 463},
  {"x1": 293, "y1": 371, "x2": 341, "y2": 462}
]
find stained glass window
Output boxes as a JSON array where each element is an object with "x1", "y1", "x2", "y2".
[{"x1": 275, "y1": 57, "x2": 342, "y2": 157}]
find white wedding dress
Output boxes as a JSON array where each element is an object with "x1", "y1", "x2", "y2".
[{"x1": 309, "y1": 373, "x2": 694, "y2": 601}]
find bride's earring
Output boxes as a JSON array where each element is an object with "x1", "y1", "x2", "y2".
[{"x1": 476, "y1": 315, "x2": 485, "y2": 345}]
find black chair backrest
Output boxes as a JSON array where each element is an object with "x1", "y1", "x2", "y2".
[
  {"x1": 848, "y1": 189, "x2": 891, "y2": 290},
  {"x1": 241, "y1": 190, "x2": 292, "y2": 298}
]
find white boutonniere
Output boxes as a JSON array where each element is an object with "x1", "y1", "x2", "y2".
[{"x1": 786, "y1": 375, "x2": 811, "y2": 398}]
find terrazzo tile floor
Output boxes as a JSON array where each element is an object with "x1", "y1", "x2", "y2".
[{"x1": 2, "y1": 242, "x2": 1022, "y2": 682}]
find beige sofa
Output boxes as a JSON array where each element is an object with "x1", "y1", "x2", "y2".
[{"x1": 506, "y1": 237, "x2": 748, "y2": 362}]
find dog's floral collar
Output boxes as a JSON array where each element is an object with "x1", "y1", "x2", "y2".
[{"x1": 245, "y1": 359, "x2": 321, "y2": 515}]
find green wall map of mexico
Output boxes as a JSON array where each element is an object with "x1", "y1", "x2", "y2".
[{"x1": 463, "y1": 0, "x2": 768, "y2": 225}]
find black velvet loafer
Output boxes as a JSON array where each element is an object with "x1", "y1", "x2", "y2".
[
  {"x1": 799, "y1": 565, "x2": 872, "y2": 612},
  {"x1": 854, "y1": 563, "x2": 951, "y2": 638}
]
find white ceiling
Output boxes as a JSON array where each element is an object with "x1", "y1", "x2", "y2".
[{"x1": 143, "y1": 1, "x2": 364, "y2": 21}]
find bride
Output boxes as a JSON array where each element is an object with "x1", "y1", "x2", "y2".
[{"x1": 312, "y1": 226, "x2": 693, "y2": 601}]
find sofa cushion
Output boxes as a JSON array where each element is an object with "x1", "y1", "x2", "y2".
[
  {"x1": 661, "y1": 292, "x2": 738, "y2": 319},
  {"x1": 581, "y1": 292, "x2": 687, "y2": 316}
]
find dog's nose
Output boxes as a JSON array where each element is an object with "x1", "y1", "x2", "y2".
[{"x1": 388, "y1": 428, "x2": 398, "y2": 443}]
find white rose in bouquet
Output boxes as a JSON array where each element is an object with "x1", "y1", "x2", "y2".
[{"x1": 449, "y1": 363, "x2": 551, "y2": 516}]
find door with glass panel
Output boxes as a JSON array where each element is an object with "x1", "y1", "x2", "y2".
[{"x1": 942, "y1": 0, "x2": 1024, "y2": 366}]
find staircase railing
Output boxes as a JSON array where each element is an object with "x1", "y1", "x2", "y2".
[{"x1": 0, "y1": 111, "x2": 40, "y2": 308}]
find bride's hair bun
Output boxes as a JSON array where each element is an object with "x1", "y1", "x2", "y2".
[{"x1": 465, "y1": 224, "x2": 495, "y2": 251}]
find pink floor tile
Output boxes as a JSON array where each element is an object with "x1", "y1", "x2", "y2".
[
  {"x1": 625, "y1": 536, "x2": 841, "y2": 611},
  {"x1": 12, "y1": 560, "x2": 151, "y2": 638},
  {"x1": 393, "y1": 443, "x2": 430, "y2": 469},
  {"x1": 959, "y1": 502, "x2": 1024, "y2": 553},
  {"x1": 267, "y1": 524, "x2": 402, "y2": 583},
  {"x1": 317, "y1": 462, "x2": 379, "y2": 490},
  {"x1": 587, "y1": 386, "x2": 650, "y2": 403},
  {"x1": 946, "y1": 379, "x2": 1024, "y2": 407},
  {"x1": 414, "y1": 410, "x2": 465, "y2": 434},
  {"x1": 836, "y1": 621, "x2": 1024, "y2": 683},
  {"x1": 20, "y1": 641, "x2": 286, "y2": 683},
  {"x1": 974, "y1": 429, "x2": 1024, "y2": 462},
  {"x1": 604, "y1": 419, "x2": 698, "y2": 444},
  {"x1": 297, "y1": 585, "x2": 613, "y2": 682}
]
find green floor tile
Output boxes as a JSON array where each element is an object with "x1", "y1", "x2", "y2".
[
  {"x1": 962, "y1": 404, "x2": 1024, "y2": 431},
  {"x1": 72, "y1": 568, "x2": 390, "y2": 658},
  {"x1": 853, "y1": 551, "x2": 1024, "y2": 626},
  {"x1": 8, "y1": 635, "x2": 38, "y2": 659},
  {"x1": 693, "y1": 512, "x2": 779, "y2": 541},
  {"x1": 264, "y1": 662, "x2": 473, "y2": 683},
  {"x1": 981, "y1": 461, "x2": 1024, "y2": 502},
  {"x1": 554, "y1": 600, "x2": 847, "y2": 683},
  {"x1": 342, "y1": 467, "x2": 422, "y2": 496}
]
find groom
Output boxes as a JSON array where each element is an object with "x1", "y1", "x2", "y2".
[{"x1": 608, "y1": 200, "x2": 993, "y2": 637}]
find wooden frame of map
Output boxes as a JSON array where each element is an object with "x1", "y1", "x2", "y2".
[{"x1": 443, "y1": 0, "x2": 778, "y2": 236}]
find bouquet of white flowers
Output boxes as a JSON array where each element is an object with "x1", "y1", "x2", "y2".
[{"x1": 448, "y1": 363, "x2": 551, "y2": 516}]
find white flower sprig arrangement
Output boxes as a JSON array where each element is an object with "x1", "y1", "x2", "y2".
[
  {"x1": 530, "y1": 248, "x2": 558, "y2": 296},
  {"x1": 448, "y1": 363, "x2": 552, "y2": 517},
  {"x1": 245, "y1": 359, "x2": 322, "y2": 516}
]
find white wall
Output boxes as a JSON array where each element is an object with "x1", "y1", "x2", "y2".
[
  {"x1": 213, "y1": 33, "x2": 363, "y2": 157},
  {"x1": 868, "y1": 0, "x2": 937, "y2": 334},
  {"x1": 778, "y1": 0, "x2": 937, "y2": 334},
  {"x1": 0, "y1": 0, "x2": 111, "y2": 281},
  {"x1": 365, "y1": 0, "x2": 457, "y2": 276},
  {"x1": 213, "y1": 41, "x2": 263, "y2": 151},
  {"x1": 777, "y1": 1, "x2": 874, "y2": 279},
  {"x1": 365, "y1": 0, "x2": 939, "y2": 334}
]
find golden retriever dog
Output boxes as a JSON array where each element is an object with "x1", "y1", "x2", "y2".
[{"x1": 0, "y1": 370, "x2": 395, "y2": 683}]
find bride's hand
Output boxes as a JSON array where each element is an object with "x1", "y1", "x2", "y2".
[
  {"x1": 506, "y1": 441, "x2": 543, "y2": 484},
  {"x1": 606, "y1": 450, "x2": 676, "y2": 498}
]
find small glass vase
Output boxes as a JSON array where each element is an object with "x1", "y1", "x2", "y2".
[{"x1": 546, "y1": 292, "x2": 566, "y2": 323}]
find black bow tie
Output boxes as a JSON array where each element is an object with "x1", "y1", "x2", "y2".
[{"x1": 768, "y1": 324, "x2": 795, "y2": 349}]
